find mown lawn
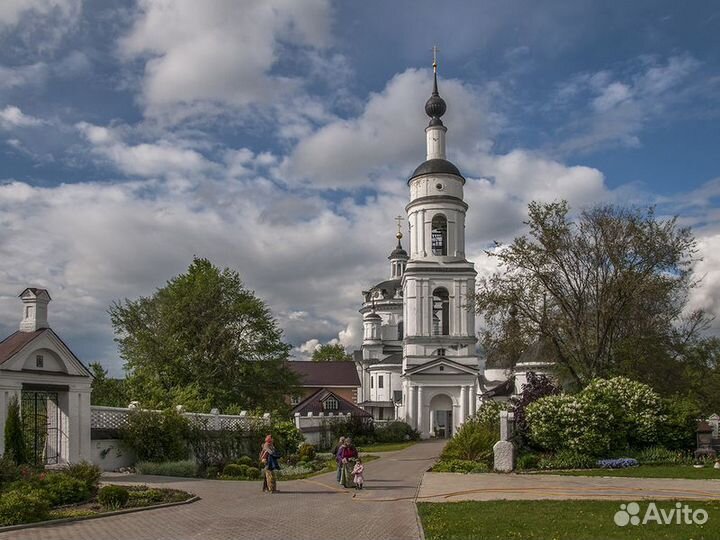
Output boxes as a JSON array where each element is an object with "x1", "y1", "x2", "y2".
[
  {"x1": 417, "y1": 500, "x2": 720, "y2": 540},
  {"x1": 537, "y1": 465, "x2": 720, "y2": 480},
  {"x1": 358, "y1": 442, "x2": 417, "y2": 452}
]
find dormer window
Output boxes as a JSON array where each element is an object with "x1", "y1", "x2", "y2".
[
  {"x1": 290, "y1": 395, "x2": 301, "y2": 406},
  {"x1": 323, "y1": 396, "x2": 339, "y2": 411},
  {"x1": 36, "y1": 354, "x2": 44, "y2": 368}
]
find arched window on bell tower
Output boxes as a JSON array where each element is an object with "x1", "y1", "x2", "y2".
[
  {"x1": 432, "y1": 287, "x2": 449, "y2": 336},
  {"x1": 431, "y1": 215, "x2": 447, "y2": 256}
]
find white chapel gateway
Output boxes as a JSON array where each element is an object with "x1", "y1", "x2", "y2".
[{"x1": 355, "y1": 59, "x2": 480, "y2": 438}]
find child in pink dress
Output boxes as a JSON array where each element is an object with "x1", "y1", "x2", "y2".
[{"x1": 351, "y1": 457, "x2": 365, "y2": 490}]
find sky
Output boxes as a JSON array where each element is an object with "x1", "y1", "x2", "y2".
[{"x1": 0, "y1": 0, "x2": 719, "y2": 376}]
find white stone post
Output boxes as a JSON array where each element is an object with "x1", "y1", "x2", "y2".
[
  {"x1": 417, "y1": 386, "x2": 424, "y2": 437},
  {"x1": 494, "y1": 411, "x2": 516, "y2": 472},
  {"x1": 460, "y1": 385, "x2": 468, "y2": 425}
]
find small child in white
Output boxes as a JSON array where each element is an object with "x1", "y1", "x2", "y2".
[{"x1": 352, "y1": 457, "x2": 365, "y2": 490}]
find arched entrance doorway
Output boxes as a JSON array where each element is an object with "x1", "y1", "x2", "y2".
[{"x1": 430, "y1": 393, "x2": 454, "y2": 438}]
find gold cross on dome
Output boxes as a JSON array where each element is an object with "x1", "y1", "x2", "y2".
[{"x1": 395, "y1": 215, "x2": 404, "y2": 239}]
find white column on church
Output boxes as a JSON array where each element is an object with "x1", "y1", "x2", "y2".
[
  {"x1": 417, "y1": 386, "x2": 424, "y2": 436},
  {"x1": 469, "y1": 385, "x2": 477, "y2": 417},
  {"x1": 408, "y1": 385, "x2": 417, "y2": 429},
  {"x1": 460, "y1": 385, "x2": 467, "y2": 425}
]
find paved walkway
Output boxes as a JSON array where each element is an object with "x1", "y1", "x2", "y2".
[
  {"x1": 418, "y1": 472, "x2": 720, "y2": 502},
  {"x1": 1, "y1": 441, "x2": 444, "y2": 540}
]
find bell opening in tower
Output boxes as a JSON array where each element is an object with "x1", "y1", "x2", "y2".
[
  {"x1": 432, "y1": 287, "x2": 449, "y2": 336},
  {"x1": 431, "y1": 215, "x2": 447, "y2": 256}
]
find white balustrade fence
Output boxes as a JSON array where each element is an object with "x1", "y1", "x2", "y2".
[{"x1": 90, "y1": 405, "x2": 270, "y2": 432}]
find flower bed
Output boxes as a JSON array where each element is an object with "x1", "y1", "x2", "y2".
[{"x1": 0, "y1": 457, "x2": 193, "y2": 528}]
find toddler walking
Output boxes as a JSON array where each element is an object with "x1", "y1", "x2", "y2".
[{"x1": 351, "y1": 457, "x2": 365, "y2": 490}]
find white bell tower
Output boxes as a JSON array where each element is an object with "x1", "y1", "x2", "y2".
[{"x1": 400, "y1": 52, "x2": 479, "y2": 438}]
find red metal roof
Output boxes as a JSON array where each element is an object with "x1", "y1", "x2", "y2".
[
  {"x1": 288, "y1": 361, "x2": 360, "y2": 387},
  {"x1": 0, "y1": 329, "x2": 48, "y2": 365}
]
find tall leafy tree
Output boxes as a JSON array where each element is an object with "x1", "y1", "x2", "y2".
[
  {"x1": 89, "y1": 362, "x2": 129, "y2": 407},
  {"x1": 476, "y1": 201, "x2": 711, "y2": 388},
  {"x1": 110, "y1": 258, "x2": 297, "y2": 412},
  {"x1": 311, "y1": 343, "x2": 351, "y2": 362}
]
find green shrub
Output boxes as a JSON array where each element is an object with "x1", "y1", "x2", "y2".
[
  {"x1": 633, "y1": 445, "x2": 690, "y2": 465},
  {"x1": 373, "y1": 421, "x2": 420, "y2": 443},
  {"x1": 516, "y1": 452, "x2": 541, "y2": 471},
  {"x1": 3, "y1": 396, "x2": 28, "y2": 465},
  {"x1": 222, "y1": 464, "x2": 248, "y2": 477},
  {"x1": 472, "y1": 401, "x2": 505, "y2": 429},
  {"x1": 244, "y1": 467, "x2": 261, "y2": 479},
  {"x1": 298, "y1": 443, "x2": 316, "y2": 461},
  {"x1": 98, "y1": 485, "x2": 129, "y2": 509},
  {"x1": 128, "y1": 488, "x2": 164, "y2": 503},
  {"x1": 0, "y1": 487, "x2": 50, "y2": 526},
  {"x1": 527, "y1": 377, "x2": 664, "y2": 456},
  {"x1": 537, "y1": 450, "x2": 596, "y2": 470},
  {"x1": 658, "y1": 396, "x2": 700, "y2": 450},
  {"x1": 43, "y1": 473, "x2": 91, "y2": 506},
  {"x1": 441, "y1": 419, "x2": 498, "y2": 465},
  {"x1": 64, "y1": 461, "x2": 102, "y2": 494},
  {"x1": 271, "y1": 420, "x2": 304, "y2": 456},
  {"x1": 235, "y1": 455, "x2": 256, "y2": 468},
  {"x1": 206, "y1": 465, "x2": 220, "y2": 479},
  {"x1": 432, "y1": 460, "x2": 489, "y2": 473},
  {"x1": 121, "y1": 409, "x2": 190, "y2": 463},
  {"x1": 0, "y1": 454, "x2": 21, "y2": 491},
  {"x1": 135, "y1": 460, "x2": 197, "y2": 478},
  {"x1": 188, "y1": 420, "x2": 266, "y2": 471}
]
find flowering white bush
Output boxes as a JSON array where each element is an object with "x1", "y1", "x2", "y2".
[
  {"x1": 471, "y1": 400, "x2": 507, "y2": 427},
  {"x1": 276, "y1": 465, "x2": 312, "y2": 478},
  {"x1": 526, "y1": 377, "x2": 664, "y2": 455}
]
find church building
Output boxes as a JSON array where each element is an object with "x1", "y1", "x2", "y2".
[{"x1": 355, "y1": 59, "x2": 481, "y2": 438}]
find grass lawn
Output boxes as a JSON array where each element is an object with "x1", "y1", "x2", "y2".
[
  {"x1": 359, "y1": 441, "x2": 417, "y2": 452},
  {"x1": 417, "y1": 500, "x2": 720, "y2": 540},
  {"x1": 537, "y1": 465, "x2": 720, "y2": 480}
]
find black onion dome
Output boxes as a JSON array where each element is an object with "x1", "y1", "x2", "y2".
[
  {"x1": 409, "y1": 158, "x2": 465, "y2": 182},
  {"x1": 425, "y1": 71, "x2": 447, "y2": 120},
  {"x1": 388, "y1": 240, "x2": 408, "y2": 260}
]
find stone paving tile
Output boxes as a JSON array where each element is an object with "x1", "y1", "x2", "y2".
[
  {"x1": 1, "y1": 441, "x2": 444, "y2": 540},
  {"x1": 418, "y1": 471, "x2": 720, "y2": 502}
]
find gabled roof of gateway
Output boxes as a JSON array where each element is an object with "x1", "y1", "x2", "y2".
[{"x1": 0, "y1": 329, "x2": 47, "y2": 365}]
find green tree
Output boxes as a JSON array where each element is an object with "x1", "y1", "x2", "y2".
[
  {"x1": 109, "y1": 258, "x2": 298, "y2": 412},
  {"x1": 311, "y1": 343, "x2": 351, "y2": 362},
  {"x1": 89, "y1": 363, "x2": 129, "y2": 407},
  {"x1": 476, "y1": 201, "x2": 710, "y2": 388},
  {"x1": 4, "y1": 396, "x2": 28, "y2": 465}
]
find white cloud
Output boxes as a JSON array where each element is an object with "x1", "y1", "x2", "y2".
[
  {"x1": 119, "y1": 0, "x2": 332, "y2": 115},
  {"x1": 552, "y1": 55, "x2": 704, "y2": 154},
  {"x1": 281, "y1": 68, "x2": 499, "y2": 189},
  {"x1": 76, "y1": 122, "x2": 215, "y2": 178},
  {"x1": 0, "y1": 0, "x2": 79, "y2": 26},
  {"x1": 0, "y1": 106, "x2": 44, "y2": 128}
]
